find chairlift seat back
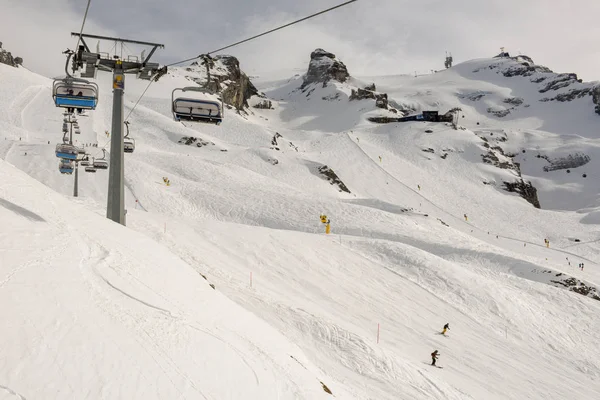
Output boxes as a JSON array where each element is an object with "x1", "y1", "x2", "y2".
[
  {"x1": 124, "y1": 138, "x2": 135, "y2": 153},
  {"x1": 173, "y1": 98, "x2": 223, "y2": 123},
  {"x1": 53, "y1": 80, "x2": 99, "y2": 110},
  {"x1": 93, "y1": 159, "x2": 108, "y2": 169},
  {"x1": 172, "y1": 87, "x2": 224, "y2": 125},
  {"x1": 59, "y1": 159, "x2": 74, "y2": 174}
]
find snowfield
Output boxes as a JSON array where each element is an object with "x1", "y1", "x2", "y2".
[{"x1": 1, "y1": 52, "x2": 599, "y2": 400}]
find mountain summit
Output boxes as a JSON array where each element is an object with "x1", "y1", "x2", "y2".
[{"x1": 302, "y1": 48, "x2": 350, "y2": 88}]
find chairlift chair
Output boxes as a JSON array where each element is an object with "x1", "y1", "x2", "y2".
[
  {"x1": 92, "y1": 149, "x2": 108, "y2": 169},
  {"x1": 124, "y1": 121, "x2": 135, "y2": 153},
  {"x1": 80, "y1": 155, "x2": 91, "y2": 166},
  {"x1": 55, "y1": 143, "x2": 84, "y2": 160},
  {"x1": 172, "y1": 87, "x2": 223, "y2": 125},
  {"x1": 52, "y1": 78, "x2": 99, "y2": 110},
  {"x1": 58, "y1": 159, "x2": 74, "y2": 174}
]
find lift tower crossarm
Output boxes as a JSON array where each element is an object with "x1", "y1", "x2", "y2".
[{"x1": 70, "y1": 33, "x2": 164, "y2": 49}]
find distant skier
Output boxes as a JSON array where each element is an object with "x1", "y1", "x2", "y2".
[
  {"x1": 464, "y1": 214, "x2": 468, "y2": 222},
  {"x1": 431, "y1": 350, "x2": 440, "y2": 366},
  {"x1": 441, "y1": 323, "x2": 450, "y2": 335}
]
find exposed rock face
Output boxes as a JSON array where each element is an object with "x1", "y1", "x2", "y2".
[
  {"x1": 540, "y1": 88, "x2": 593, "y2": 102},
  {"x1": 302, "y1": 49, "x2": 350, "y2": 88},
  {"x1": 188, "y1": 55, "x2": 258, "y2": 111},
  {"x1": 593, "y1": 86, "x2": 600, "y2": 115},
  {"x1": 253, "y1": 99, "x2": 273, "y2": 109},
  {"x1": 474, "y1": 55, "x2": 598, "y2": 116},
  {"x1": 367, "y1": 116, "x2": 403, "y2": 124},
  {"x1": 364, "y1": 83, "x2": 376, "y2": 91},
  {"x1": 550, "y1": 276, "x2": 600, "y2": 301},
  {"x1": 503, "y1": 180, "x2": 541, "y2": 208},
  {"x1": 270, "y1": 132, "x2": 298, "y2": 152},
  {"x1": 538, "y1": 73, "x2": 580, "y2": 93},
  {"x1": 0, "y1": 42, "x2": 21, "y2": 67},
  {"x1": 477, "y1": 132, "x2": 540, "y2": 208},
  {"x1": 349, "y1": 88, "x2": 389, "y2": 109},
  {"x1": 503, "y1": 97, "x2": 524, "y2": 106},
  {"x1": 538, "y1": 153, "x2": 591, "y2": 172},
  {"x1": 317, "y1": 165, "x2": 350, "y2": 193},
  {"x1": 178, "y1": 136, "x2": 214, "y2": 148}
]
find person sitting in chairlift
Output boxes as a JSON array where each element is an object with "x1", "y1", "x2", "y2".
[
  {"x1": 67, "y1": 89, "x2": 75, "y2": 113},
  {"x1": 76, "y1": 91, "x2": 83, "y2": 114}
]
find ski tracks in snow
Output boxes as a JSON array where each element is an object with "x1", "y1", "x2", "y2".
[
  {"x1": 66, "y1": 226, "x2": 267, "y2": 399},
  {"x1": 8, "y1": 85, "x2": 46, "y2": 133},
  {"x1": 0, "y1": 384, "x2": 27, "y2": 400}
]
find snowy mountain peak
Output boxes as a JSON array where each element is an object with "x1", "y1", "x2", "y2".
[
  {"x1": 465, "y1": 55, "x2": 599, "y2": 115},
  {"x1": 302, "y1": 48, "x2": 350, "y2": 88}
]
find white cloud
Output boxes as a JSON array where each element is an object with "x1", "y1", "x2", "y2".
[{"x1": 1, "y1": 0, "x2": 599, "y2": 81}]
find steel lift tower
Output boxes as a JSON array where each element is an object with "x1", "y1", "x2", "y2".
[{"x1": 70, "y1": 33, "x2": 165, "y2": 225}]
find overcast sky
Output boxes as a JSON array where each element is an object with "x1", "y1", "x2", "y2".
[{"x1": 1, "y1": 0, "x2": 599, "y2": 81}]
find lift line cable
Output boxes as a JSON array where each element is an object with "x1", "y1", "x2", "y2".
[
  {"x1": 74, "y1": 0, "x2": 93, "y2": 52},
  {"x1": 165, "y1": 0, "x2": 358, "y2": 67},
  {"x1": 124, "y1": 0, "x2": 358, "y2": 123},
  {"x1": 124, "y1": 74, "x2": 159, "y2": 123}
]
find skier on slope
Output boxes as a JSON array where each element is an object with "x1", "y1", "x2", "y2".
[
  {"x1": 431, "y1": 350, "x2": 440, "y2": 366},
  {"x1": 441, "y1": 323, "x2": 450, "y2": 335}
]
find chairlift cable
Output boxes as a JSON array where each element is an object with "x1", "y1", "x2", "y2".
[
  {"x1": 124, "y1": 72, "x2": 159, "y2": 122},
  {"x1": 165, "y1": 0, "x2": 358, "y2": 67},
  {"x1": 124, "y1": 0, "x2": 357, "y2": 122},
  {"x1": 74, "y1": 0, "x2": 93, "y2": 52}
]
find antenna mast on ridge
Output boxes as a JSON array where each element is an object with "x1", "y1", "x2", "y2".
[{"x1": 444, "y1": 51, "x2": 453, "y2": 69}]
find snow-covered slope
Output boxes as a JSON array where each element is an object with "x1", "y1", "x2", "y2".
[
  {"x1": 0, "y1": 158, "x2": 347, "y2": 399},
  {"x1": 1, "y1": 50, "x2": 600, "y2": 400}
]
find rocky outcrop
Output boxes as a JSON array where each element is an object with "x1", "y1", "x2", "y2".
[
  {"x1": 364, "y1": 83, "x2": 376, "y2": 91},
  {"x1": 187, "y1": 55, "x2": 258, "y2": 111},
  {"x1": 270, "y1": 132, "x2": 298, "y2": 152},
  {"x1": 474, "y1": 55, "x2": 597, "y2": 115},
  {"x1": 178, "y1": 136, "x2": 214, "y2": 148},
  {"x1": 593, "y1": 86, "x2": 600, "y2": 115},
  {"x1": 486, "y1": 108, "x2": 511, "y2": 118},
  {"x1": 550, "y1": 276, "x2": 600, "y2": 301},
  {"x1": 0, "y1": 42, "x2": 22, "y2": 67},
  {"x1": 318, "y1": 165, "x2": 350, "y2": 193},
  {"x1": 540, "y1": 88, "x2": 593, "y2": 102},
  {"x1": 253, "y1": 99, "x2": 273, "y2": 109},
  {"x1": 503, "y1": 180, "x2": 540, "y2": 208},
  {"x1": 302, "y1": 49, "x2": 349, "y2": 89},
  {"x1": 349, "y1": 88, "x2": 388, "y2": 109},
  {"x1": 538, "y1": 153, "x2": 591, "y2": 172},
  {"x1": 478, "y1": 133, "x2": 540, "y2": 208},
  {"x1": 538, "y1": 73, "x2": 580, "y2": 93},
  {"x1": 503, "y1": 97, "x2": 524, "y2": 106}
]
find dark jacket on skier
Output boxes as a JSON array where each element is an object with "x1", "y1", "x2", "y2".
[{"x1": 431, "y1": 350, "x2": 439, "y2": 366}]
